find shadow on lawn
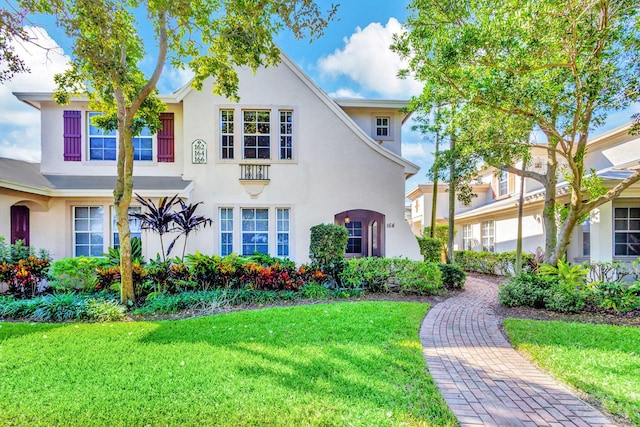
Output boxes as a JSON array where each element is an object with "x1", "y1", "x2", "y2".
[
  {"x1": 0, "y1": 322, "x2": 65, "y2": 341},
  {"x1": 135, "y1": 302, "x2": 452, "y2": 424}
]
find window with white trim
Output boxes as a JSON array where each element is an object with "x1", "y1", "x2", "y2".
[
  {"x1": 481, "y1": 220, "x2": 495, "y2": 253},
  {"x1": 88, "y1": 112, "x2": 116, "y2": 160},
  {"x1": 88, "y1": 112, "x2": 153, "y2": 161},
  {"x1": 279, "y1": 111, "x2": 293, "y2": 160},
  {"x1": 582, "y1": 219, "x2": 590, "y2": 257},
  {"x1": 462, "y1": 224, "x2": 473, "y2": 250},
  {"x1": 614, "y1": 207, "x2": 640, "y2": 256},
  {"x1": 243, "y1": 111, "x2": 270, "y2": 159},
  {"x1": 241, "y1": 208, "x2": 269, "y2": 255},
  {"x1": 73, "y1": 206, "x2": 104, "y2": 256},
  {"x1": 276, "y1": 208, "x2": 290, "y2": 257},
  {"x1": 375, "y1": 116, "x2": 390, "y2": 137},
  {"x1": 112, "y1": 207, "x2": 142, "y2": 248},
  {"x1": 221, "y1": 110, "x2": 234, "y2": 159},
  {"x1": 498, "y1": 170, "x2": 509, "y2": 196},
  {"x1": 346, "y1": 221, "x2": 363, "y2": 254},
  {"x1": 220, "y1": 208, "x2": 234, "y2": 256}
]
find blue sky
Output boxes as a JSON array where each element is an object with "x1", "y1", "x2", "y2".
[{"x1": 1, "y1": 0, "x2": 638, "y2": 193}]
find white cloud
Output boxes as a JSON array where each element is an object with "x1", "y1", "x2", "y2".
[
  {"x1": 158, "y1": 65, "x2": 195, "y2": 93},
  {"x1": 328, "y1": 88, "x2": 364, "y2": 99},
  {"x1": 0, "y1": 27, "x2": 70, "y2": 162},
  {"x1": 317, "y1": 18, "x2": 422, "y2": 99}
]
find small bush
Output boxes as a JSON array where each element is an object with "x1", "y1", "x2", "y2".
[
  {"x1": 589, "y1": 281, "x2": 640, "y2": 313},
  {"x1": 48, "y1": 257, "x2": 109, "y2": 292},
  {"x1": 301, "y1": 283, "x2": 330, "y2": 299},
  {"x1": 417, "y1": 236, "x2": 442, "y2": 263},
  {"x1": 339, "y1": 257, "x2": 391, "y2": 292},
  {"x1": 309, "y1": 224, "x2": 348, "y2": 283},
  {"x1": 498, "y1": 272, "x2": 558, "y2": 308},
  {"x1": 32, "y1": 293, "x2": 86, "y2": 322},
  {"x1": 439, "y1": 264, "x2": 466, "y2": 289},
  {"x1": 395, "y1": 260, "x2": 443, "y2": 295},
  {"x1": 85, "y1": 299, "x2": 126, "y2": 321}
]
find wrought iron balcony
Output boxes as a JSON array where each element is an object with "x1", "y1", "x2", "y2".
[{"x1": 240, "y1": 164, "x2": 270, "y2": 181}]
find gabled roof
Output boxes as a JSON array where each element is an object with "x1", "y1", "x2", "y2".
[
  {"x1": 0, "y1": 157, "x2": 193, "y2": 198},
  {"x1": 167, "y1": 51, "x2": 421, "y2": 179}
]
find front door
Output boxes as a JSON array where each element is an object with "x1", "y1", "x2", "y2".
[
  {"x1": 11, "y1": 205, "x2": 30, "y2": 246},
  {"x1": 336, "y1": 210, "x2": 385, "y2": 258}
]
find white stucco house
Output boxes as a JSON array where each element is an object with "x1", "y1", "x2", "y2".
[
  {"x1": 1, "y1": 51, "x2": 421, "y2": 263},
  {"x1": 407, "y1": 123, "x2": 640, "y2": 264}
]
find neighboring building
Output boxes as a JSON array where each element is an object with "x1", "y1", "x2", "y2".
[
  {"x1": 1, "y1": 51, "x2": 421, "y2": 262},
  {"x1": 406, "y1": 123, "x2": 640, "y2": 263}
]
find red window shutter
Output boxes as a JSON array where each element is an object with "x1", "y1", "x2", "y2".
[
  {"x1": 157, "y1": 112, "x2": 174, "y2": 162},
  {"x1": 63, "y1": 110, "x2": 82, "y2": 161}
]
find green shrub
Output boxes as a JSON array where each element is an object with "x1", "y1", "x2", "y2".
[
  {"x1": 544, "y1": 282, "x2": 586, "y2": 313},
  {"x1": 339, "y1": 257, "x2": 392, "y2": 292},
  {"x1": 186, "y1": 252, "x2": 240, "y2": 289},
  {"x1": 439, "y1": 264, "x2": 466, "y2": 289},
  {"x1": 301, "y1": 283, "x2": 330, "y2": 299},
  {"x1": 48, "y1": 256, "x2": 109, "y2": 292},
  {"x1": 85, "y1": 299, "x2": 126, "y2": 321},
  {"x1": 589, "y1": 281, "x2": 640, "y2": 313},
  {"x1": 416, "y1": 236, "x2": 442, "y2": 262},
  {"x1": 454, "y1": 250, "x2": 533, "y2": 275},
  {"x1": 395, "y1": 260, "x2": 443, "y2": 295},
  {"x1": 33, "y1": 293, "x2": 87, "y2": 322},
  {"x1": 309, "y1": 224, "x2": 348, "y2": 282},
  {"x1": 0, "y1": 297, "x2": 39, "y2": 319},
  {"x1": 498, "y1": 272, "x2": 558, "y2": 308}
]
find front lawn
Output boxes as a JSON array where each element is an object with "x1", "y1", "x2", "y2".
[
  {"x1": 0, "y1": 301, "x2": 456, "y2": 426},
  {"x1": 503, "y1": 319, "x2": 640, "y2": 426}
]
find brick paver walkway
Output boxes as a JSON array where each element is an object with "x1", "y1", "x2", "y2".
[{"x1": 421, "y1": 275, "x2": 617, "y2": 427}]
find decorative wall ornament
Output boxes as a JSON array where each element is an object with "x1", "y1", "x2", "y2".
[{"x1": 191, "y1": 139, "x2": 207, "y2": 164}]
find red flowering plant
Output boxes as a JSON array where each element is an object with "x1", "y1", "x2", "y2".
[
  {"x1": 6, "y1": 256, "x2": 50, "y2": 298},
  {"x1": 238, "y1": 262, "x2": 308, "y2": 291}
]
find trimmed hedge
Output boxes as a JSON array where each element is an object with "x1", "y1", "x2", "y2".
[{"x1": 454, "y1": 250, "x2": 533, "y2": 276}]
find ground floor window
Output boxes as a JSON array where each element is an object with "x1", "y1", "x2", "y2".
[
  {"x1": 241, "y1": 208, "x2": 269, "y2": 255},
  {"x1": 112, "y1": 206, "x2": 142, "y2": 248},
  {"x1": 462, "y1": 224, "x2": 473, "y2": 250},
  {"x1": 276, "y1": 208, "x2": 290, "y2": 257},
  {"x1": 220, "y1": 208, "x2": 234, "y2": 256},
  {"x1": 614, "y1": 207, "x2": 640, "y2": 256},
  {"x1": 73, "y1": 206, "x2": 104, "y2": 256},
  {"x1": 481, "y1": 220, "x2": 495, "y2": 253},
  {"x1": 582, "y1": 219, "x2": 590, "y2": 257},
  {"x1": 345, "y1": 221, "x2": 363, "y2": 254}
]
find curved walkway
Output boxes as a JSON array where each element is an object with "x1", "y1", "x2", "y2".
[{"x1": 421, "y1": 275, "x2": 617, "y2": 427}]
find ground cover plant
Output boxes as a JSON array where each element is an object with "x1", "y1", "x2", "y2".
[
  {"x1": 0, "y1": 302, "x2": 456, "y2": 426},
  {"x1": 503, "y1": 319, "x2": 640, "y2": 426}
]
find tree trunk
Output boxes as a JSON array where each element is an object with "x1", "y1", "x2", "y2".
[
  {"x1": 447, "y1": 133, "x2": 456, "y2": 264},
  {"x1": 430, "y1": 130, "x2": 439, "y2": 238},
  {"x1": 515, "y1": 164, "x2": 525, "y2": 274},
  {"x1": 542, "y1": 146, "x2": 558, "y2": 265},
  {"x1": 114, "y1": 103, "x2": 135, "y2": 304}
]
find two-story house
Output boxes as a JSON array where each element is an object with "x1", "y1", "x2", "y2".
[
  {"x1": 1, "y1": 51, "x2": 421, "y2": 262},
  {"x1": 407, "y1": 123, "x2": 640, "y2": 263}
]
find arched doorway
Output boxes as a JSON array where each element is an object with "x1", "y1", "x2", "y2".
[{"x1": 334, "y1": 210, "x2": 385, "y2": 258}]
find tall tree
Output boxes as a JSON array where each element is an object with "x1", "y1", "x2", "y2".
[
  {"x1": 394, "y1": 0, "x2": 640, "y2": 265},
  {"x1": 22, "y1": 0, "x2": 336, "y2": 303}
]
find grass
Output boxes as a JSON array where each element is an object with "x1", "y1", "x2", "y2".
[
  {"x1": 0, "y1": 301, "x2": 456, "y2": 426},
  {"x1": 503, "y1": 319, "x2": 640, "y2": 426}
]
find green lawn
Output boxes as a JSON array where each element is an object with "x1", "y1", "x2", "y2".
[
  {"x1": 503, "y1": 319, "x2": 640, "y2": 426},
  {"x1": 0, "y1": 302, "x2": 455, "y2": 426}
]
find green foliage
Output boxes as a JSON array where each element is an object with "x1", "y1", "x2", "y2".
[
  {"x1": 300, "y1": 283, "x2": 331, "y2": 299},
  {"x1": 499, "y1": 272, "x2": 561, "y2": 309},
  {"x1": 339, "y1": 257, "x2": 444, "y2": 295},
  {"x1": 103, "y1": 237, "x2": 144, "y2": 266},
  {"x1": 48, "y1": 256, "x2": 110, "y2": 292},
  {"x1": 309, "y1": 223, "x2": 348, "y2": 282},
  {"x1": 0, "y1": 293, "x2": 126, "y2": 322},
  {"x1": 590, "y1": 282, "x2": 640, "y2": 313},
  {"x1": 416, "y1": 236, "x2": 442, "y2": 263},
  {"x1": 538, "y1": 257, "x2": 589, "y2": 288},
  {"x1": 438, "y1": 264, "x2": 466, "y2": 289},
  {"x1": 85, "y1": 299, "x2": 126, "y2": 321},
  {"x1": 455, "y1": 250, "x2": 533, "y2": 276}
]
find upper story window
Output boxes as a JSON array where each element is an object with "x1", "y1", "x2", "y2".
[
  {"x1": 243, "y1": 110, "x2": 270, "y2": 159},
  {"x1": 375, "y1": 116, "x2": 390, "y2": 138},
  {"x1": 88, "y1": 112, "x2": 153, "y2": 161},
  {"x1": 88, "y1": 112, "x2": 116, "y2": 161},
  {"x1": 279, "y1": 111, "x2": 293, "y2": 160},
  {"x1": 498, "y1": 170, "x2": 509, "y2": 196},
  {"x1": 221, "y1": 110, "x2": 234, "y2": 159}
]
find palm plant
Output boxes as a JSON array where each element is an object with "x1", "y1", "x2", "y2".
[
  {"x1": 131, "y1": 194, "x2": 179, "y2": 261},
  {"x1": 171, "y1": 200, "x2": 213, "y2": 259}
]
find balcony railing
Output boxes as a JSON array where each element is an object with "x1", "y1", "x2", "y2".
[{"x1": 240, "y1": 164, "x2": 270, "y2": 181}]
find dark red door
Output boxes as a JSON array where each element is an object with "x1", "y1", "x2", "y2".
[{"x1": 11, "y1": 206, "x2": 30, "y2": 246}]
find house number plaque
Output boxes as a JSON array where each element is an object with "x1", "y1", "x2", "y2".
[{"x1": 191, "y1": 139, "x2": 207, "y2": 164}]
